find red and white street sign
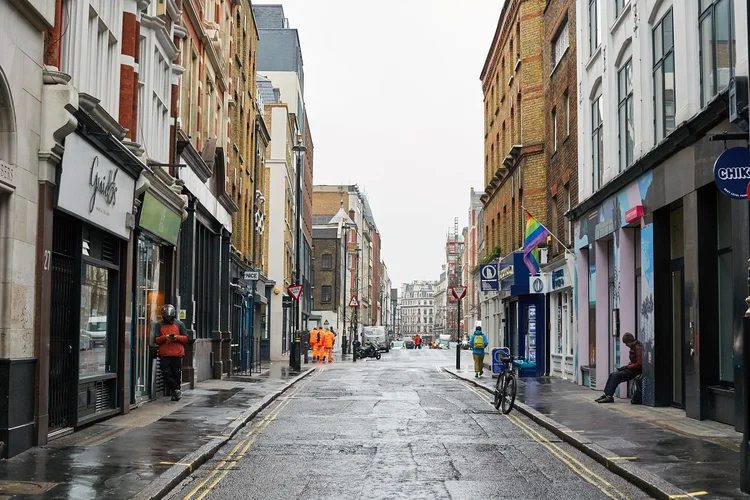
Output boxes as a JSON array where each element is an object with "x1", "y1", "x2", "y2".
[
  {"x1": 287, "y1": 284, "x2": 304, "y2": 301},
  {"x1": 450, "y1": 286, "x2": 467, "y2": 300},
  {"x1": 349, "y1": 296, "x2": 360, "y2": 307}
]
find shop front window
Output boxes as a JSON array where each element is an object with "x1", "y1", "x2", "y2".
[
  {"x1": 80, "y1": 264, "x2": 111, "y2": 378},
  {"x1": 717, "y1": 194, "x2": 733, "y2": 382},
  {"x1": 134, "y1": 235, "x2": 166, "y2": 401},
  {"x1": 588, "y1": 246, "x2": 596, "y2": 369}
]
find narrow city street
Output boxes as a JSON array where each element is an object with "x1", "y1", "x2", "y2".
[{"x1": 165, "y1": 349, "x2": 651, "y2": 500}]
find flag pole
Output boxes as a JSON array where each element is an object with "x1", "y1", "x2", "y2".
[{"x1": 521, "y1": 205, "x2": 575, "y2": 256}]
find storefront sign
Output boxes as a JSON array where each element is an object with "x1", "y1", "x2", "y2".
[
  {"x1": 480, "y1": 264, "x2": 499, "y2": 291},
  {"x1": 139, "y1": 192, "x2": 181, "y2": 245},
  {"x1": 529, "y1": 274, "x2": 550, "y2": 294},
  {"x1": 58, "y1": 133, "x2": 135, "y2": 239},
  {"x1": 625, "y1": 205, "x2": 644, "y2": 223},
  {"x1": 551, "y1": 269, "x2": 566, "y2": 290},
  {"x1": 498, "y1": 265, "x2": 514, "y2": 281},
  {"x1": 713, "y1": 147, "x2": 750, "y2": 199}
]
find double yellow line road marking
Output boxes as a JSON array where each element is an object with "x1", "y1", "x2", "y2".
[
  {"x1": 462, "y1": 382, "x2": 630, "y2": 500},
  {"x1": 184, "y1": 368, "x2": 324, "y2": 500}
]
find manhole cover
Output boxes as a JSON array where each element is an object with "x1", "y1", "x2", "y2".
[{"x1": 0, "y1": 480, "x2": 57, "y2": 495}]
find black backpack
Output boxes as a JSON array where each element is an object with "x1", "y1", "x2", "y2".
[{"x1": 630, "y1": 375, "x2": 643, "y2": 404}]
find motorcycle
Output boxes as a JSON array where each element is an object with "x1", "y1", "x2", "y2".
[{"x1": 353, "y1": 339, "x2": 381, "y2": 361}]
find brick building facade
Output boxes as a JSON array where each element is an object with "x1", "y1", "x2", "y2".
[
  {"x1": 542, "y1": 0, "x2": 578, "y2": 379},
  {"x1": 479, "y1": 0, "x2": 550, "y2": 377},
  {"x1": 543, "y1": 0, "x2": 578, "y2": 259},
  {"x1": 480, "y1": 0, "x2": 548, "y2": 258}
]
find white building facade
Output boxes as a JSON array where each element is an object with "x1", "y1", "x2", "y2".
[
  {"x1": 265, "y1": 103, "x2": 297, "y2": 361},
  {"x1": 572, "y1": 0, "x2": 750, "y2": 427},
  {"x1": 399, "y1": 280, "x2": 436, "y2": 340}
]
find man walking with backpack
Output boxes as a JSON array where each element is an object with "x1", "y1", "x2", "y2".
[{"x1": 469, "y1": 322, "x2": 488, "y2": 378}]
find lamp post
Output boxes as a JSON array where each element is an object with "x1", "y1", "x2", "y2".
[{"x1": 291, "y1": 138, "x2": 306, "y2": 370}]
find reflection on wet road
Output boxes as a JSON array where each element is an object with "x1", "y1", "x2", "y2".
[{"x1": 166, "y1": 349, "x2": 653, "y2": 500}]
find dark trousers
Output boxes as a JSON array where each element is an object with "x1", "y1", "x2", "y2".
[
  {"x1": 160, "y1": 356, "x2": 183, "y2": 392},
  {"x1": 604, "y1": 368, "x2": 639, "y2": 396}
]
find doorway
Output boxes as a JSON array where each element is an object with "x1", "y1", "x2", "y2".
[
  {"x1": 669, "y1": 206, "x2": 685, "y2": 408},
  {"x1": 671, "y1": 258, "x2": 685, "y2": 407}
]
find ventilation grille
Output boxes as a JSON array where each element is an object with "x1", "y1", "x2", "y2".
[
  {"x1": 101, "y1": 237, "x2": 116, "y2": 263},
  {"x1": 95, "y1": 381, "x2": 110, "y2": 412}
]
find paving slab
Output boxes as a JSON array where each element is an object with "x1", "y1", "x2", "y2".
[
  {"x1": 447, "y1": 366, "x2": 746, "y2": 500},
  {"x1": 0, "y1": 364, "x2": 312, "y2": 500}
]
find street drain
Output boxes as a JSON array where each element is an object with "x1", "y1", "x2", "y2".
[
  {"x1": 466, "y1": 409, "x2": 501, "y2": 415},
  {"x1": 0, "y1": 480, "x2": 57, "y2": 495}
]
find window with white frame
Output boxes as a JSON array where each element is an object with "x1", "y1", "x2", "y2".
[
  {"x1": 591, "y1": 95, "x2": 603, "y2": 190},
  {"x1": 615, "y1": 0, "x2": 629, "y2": 17},
  {"x1": 654, "y1": 9, "x2": 676, "y2": 141},
  {"x1": 551, "y1": 107, "x2": 558, "y2": 152},
  {"x1": 551, "y1": 20, "x2": 569, "y2": 69},
  {"x1": 618, "y1": 59, "x2": 634, "y2": 172},
  {"x1": 589, "y1": 0, "x2": 600, "y2": 57},
  {"x1": 61, "y1": 0, "x2": 122, "y2": 117},
  {"x1": 699, "y1": 0, "x2": 735, "y2": 106},
  {"x1": 564, "y1": 90, "x2": 570, "y2": 137}
]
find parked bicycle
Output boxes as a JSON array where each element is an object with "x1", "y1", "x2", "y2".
[{"x1": 493, "y1": 347, "x2": 518, "y2": 414}]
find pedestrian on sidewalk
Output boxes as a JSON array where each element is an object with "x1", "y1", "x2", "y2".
[
  {"x1": 469, "y1": 322, "x2": 489, "y2": 378},
  {"x1": 310, "y1": 327, "x2": 320, "y2": 362},
  {"x1": 321, "y1": 328, "x2": 335, "y2": 363},
  {"x1": 414, "y1": 334, "x2": 422, "y2": 349},
  {"x1": 153, "y1": 304, "x2": 189, "y2": 401},
  {"x1": 596, "y1": 332, "x2": 642, "y2": 404}
]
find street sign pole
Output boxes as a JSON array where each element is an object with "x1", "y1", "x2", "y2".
[
  {"x1": 456, "y1": 298, "x2": 461, "y2": 370},
  {"x1": 450, "y1": 286, "x2": 467, "y2": 370}
]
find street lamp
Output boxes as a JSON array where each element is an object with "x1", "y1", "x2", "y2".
[{"x1": 291, "y1": 137, "x2": 306, "y2": 371}]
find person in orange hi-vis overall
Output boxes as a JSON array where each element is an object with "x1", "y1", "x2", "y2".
[
  {"x1": 322, "y1": 328, "x2": 335, "y2": 363},
  {"x1": 310, "y1": 327, "x2": 320, "y2": 362}
]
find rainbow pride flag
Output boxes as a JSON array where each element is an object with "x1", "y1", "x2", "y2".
[{"x1": 523, "y1": 214, "x2": 549, "y2": 275}]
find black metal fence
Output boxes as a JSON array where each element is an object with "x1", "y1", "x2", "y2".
[{"x1": 49, "y1": 216, "x2": 78, "y2": 431}]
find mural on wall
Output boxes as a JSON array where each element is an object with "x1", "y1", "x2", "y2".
[
  {"x1": 640, "y1": 223, "x2": 655, "y2": 404},
  {"x1": 575, "y1": 171, "x2": 654, "y2": 249},
  {"x1": 573, "y1": 170, "x2": 656, "y2": 395}
]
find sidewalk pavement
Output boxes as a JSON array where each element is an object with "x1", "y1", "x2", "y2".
[
  {"x1": 447, "y1": 364, "x2": 745, "y2": 500},
  {"x1": 0, "y1": 363, "x2": 313, "y2": 500}
]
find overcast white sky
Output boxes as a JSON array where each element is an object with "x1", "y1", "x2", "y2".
[{"x1": 259, "y1": 1, "x2": 503, "y2": 288}]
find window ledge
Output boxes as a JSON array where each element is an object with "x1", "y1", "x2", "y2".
[
  {"x1": 515, "y1": 57, "x2": 522, "y2": 72},
  {"x1": 610, "y1": 2, "x2": 632, "y2": 35},
  {"x1": 550, "y1": 47, "x2": 570, "y2": 77},
  {"x1": 585, "y1": 45, "x2": 602, "y2": 71}
]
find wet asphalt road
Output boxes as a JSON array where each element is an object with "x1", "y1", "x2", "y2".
[{"x1": 166, "y1": 349, "x2": 653, "y2": 500}]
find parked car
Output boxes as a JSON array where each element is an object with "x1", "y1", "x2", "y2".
[
  {"x1": 405, "y1": 340, "x2": 415, "y2": 349},
  {"x1": 80, "y1": 330, "x2": 92, "y2": 351},
  {"x1": 390, "y1": 340, "x2": 405, "y2": 349},
  {"x1": 83, "y1": 317, "x2": 107, "y2": 348}
]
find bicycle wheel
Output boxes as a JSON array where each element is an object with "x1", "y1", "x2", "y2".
[
  {"x1": 493, "y1": 373, "x2": 504, "y2": 410},
  {"x1": 501, "y1": 375, "x2": 516, "y2": 414}
]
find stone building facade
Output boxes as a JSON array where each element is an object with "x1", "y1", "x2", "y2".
[{"x1": 0, "y1": 0, "x2": 55, "y2": 457}]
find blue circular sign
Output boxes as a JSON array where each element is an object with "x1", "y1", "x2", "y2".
[{"x1": 713, "y1": 147, "x2": 750, "y2": 199}]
